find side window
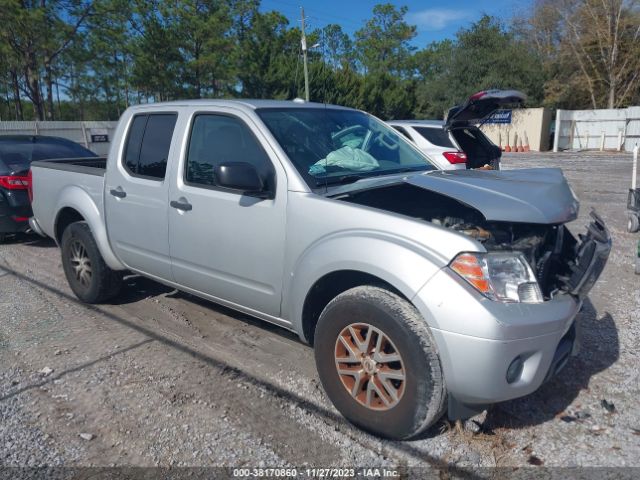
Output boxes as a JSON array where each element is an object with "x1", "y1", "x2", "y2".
[
  {"x1": 123, "y1": 113, "x2": 177, "y2": 179},
  {"x1": 392, "y1": 125, "x2": 413, "y2": 142},
  {"x1": 185, "y1": 114, "x2": 274, "y2": 191},
  {"x1": 123, "y1": 115, "x2": 147, "y2": 174}
]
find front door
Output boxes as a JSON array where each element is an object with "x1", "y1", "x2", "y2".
[
  {"x1": 104, "y1": 112, "x2": 178, "y2": 281},
  {"x1": 168, "y1": 110, "x2": 287, "y2": 317}
]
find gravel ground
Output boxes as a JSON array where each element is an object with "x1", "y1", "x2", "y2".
[{"x1": 0, "y1": 151, "x2": 638, "y2": 471}]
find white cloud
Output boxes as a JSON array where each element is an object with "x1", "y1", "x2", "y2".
[{"x1": 408, "y1": 8, "x2": 472, "y2": 31}]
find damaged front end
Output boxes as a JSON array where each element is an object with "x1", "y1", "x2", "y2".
[{"x1": 335, "y1": 170, "x2": 611, "y2": 302}]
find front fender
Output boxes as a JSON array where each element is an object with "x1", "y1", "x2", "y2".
[
  {"x1": 284, "y1": 230, "x2": 444, "y2": 337},
  {"x1": 54, "y1": 186, "x2": 124, "y2": 271}
]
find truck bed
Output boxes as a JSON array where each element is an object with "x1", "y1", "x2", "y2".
[{"x1": 30, "y1": 157, "x2": 107, "y2": 240}]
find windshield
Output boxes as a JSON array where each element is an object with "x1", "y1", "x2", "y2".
[{"x1": 256, "y1": 108, "x2": 436, "y2": 187}]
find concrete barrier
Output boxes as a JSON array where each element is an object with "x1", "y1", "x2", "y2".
[
  {"x1": 480, "y1": 108, "x2": 552, "y2": 152},
  {"x1": 553, "y1": 107, "x2": 640, "y2": 153}
]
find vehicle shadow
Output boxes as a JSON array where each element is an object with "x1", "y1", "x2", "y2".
[
  {"x1": 1, "y1": 233, "x2": 56, "y2": 248},
  {"x1": 109, "y1": 274, "x2": 176, "y2": 304},
  {"x1": 481, "y1": 297, "x2": 619, "y2": 430},
  {"x1": 106, "y1": 275, "x2": 301, "y2": 341}
]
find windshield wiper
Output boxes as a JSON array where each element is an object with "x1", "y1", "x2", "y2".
[
  {"x1": 315, "y1": 166, "x2": 431, "y2": 187},
  {"x1": 382, "y1": 166, "x2": 432, "y2": 174},
  {"x1": 315, "y1": 174, "x2": 366, "y2": 186}
]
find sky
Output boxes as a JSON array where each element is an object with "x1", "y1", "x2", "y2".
[{"x1": 260, "y1": 0, "x2": 529, "y2": 47}]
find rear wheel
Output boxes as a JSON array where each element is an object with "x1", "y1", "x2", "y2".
[
  {"x1": 61, "y1": 222, "x2": 122, "y2": 303},
  {"x1": 627, "y1": 213, "x2": 640, "y2": 233},
  {"x1": 314, "y1": 286, "x2": 446, "y2": 439}
]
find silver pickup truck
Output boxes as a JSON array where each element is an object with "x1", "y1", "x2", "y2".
[{"x1": 29, "y1": 99, "x2": 611, "y2": 440}]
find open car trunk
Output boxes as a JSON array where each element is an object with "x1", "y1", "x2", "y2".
[
  {"x1": 445, "y1": 89, "x2": 527, "y2": 170},
  {"x1": 449, "y1": 126, "x2": 502, "y2": 170}
]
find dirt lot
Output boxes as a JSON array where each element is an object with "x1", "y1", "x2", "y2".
[{"x1": 1, "y1": 152, "x2": 639, "y2": 471}]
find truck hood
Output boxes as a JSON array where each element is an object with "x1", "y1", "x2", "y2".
[{"x1": 404, "y1": 168, "x2": 579, "y2": 224}]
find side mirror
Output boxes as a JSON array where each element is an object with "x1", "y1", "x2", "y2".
[{"x1": 214, "y1": 162, "x2": 268, "y2": 197}]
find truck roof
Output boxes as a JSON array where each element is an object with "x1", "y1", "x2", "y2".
[{"x1": 126, "y1": 99, "x2": 355, "y2": 111}]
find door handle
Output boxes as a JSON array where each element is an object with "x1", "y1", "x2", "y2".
[
  {"x1": 170, "y1": 199, "x2": 192, "y2": 211},
  {"x1": 110, "y1": 187, "x2": 126, "y2": 198}
]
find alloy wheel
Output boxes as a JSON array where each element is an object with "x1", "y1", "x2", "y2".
[
  {"x1": 69, "y1": 240, "x2": 92, "y2": 288},
  {"x1": 334, "y1": 323, "x2": 406, "y2": 411}
]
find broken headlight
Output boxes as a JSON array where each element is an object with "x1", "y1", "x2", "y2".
[{"x1": 450, "y1": 252, "x2": 543, "y2": 303}]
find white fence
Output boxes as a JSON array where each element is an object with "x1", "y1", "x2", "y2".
[
  {"x1": 553, "y1": 107, "x2": 640, "y2": 152},
  {"x1": 0, "y1": 121, "x2": 118, "y2": 156}
]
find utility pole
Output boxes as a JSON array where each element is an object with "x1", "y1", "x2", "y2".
[{"x1": 300, "y1": 6, "x2": 310, "y2": 102}]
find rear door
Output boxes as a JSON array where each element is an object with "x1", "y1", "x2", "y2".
[
  {"x1": 167, "y1": 108, "x2": 287, "y2": 316},
  {"x1": 104, "y1": 111, "x2": 178, "y2": 281}
]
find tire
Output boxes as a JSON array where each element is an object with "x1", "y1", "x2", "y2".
[
  {"x1": 60, "y1": 221, "x2": 122, "y2": 303},
  {"x1": 627, "y1": 213, "x2": 640, "y2": 233},
  {"x1": 0, "y1": 233, "x2": 6, "y2": 243},
  {"x1": 314, "y1": 285, "x2": 446, "y2": 440}
]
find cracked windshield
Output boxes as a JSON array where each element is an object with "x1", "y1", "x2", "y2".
[{"x1": 257, "y1": 108, "x2": 436, "y2": 186}]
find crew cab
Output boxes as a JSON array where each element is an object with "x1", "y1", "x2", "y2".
[{"x1": 29, "y1": 100, "x2": 611, "y2": 439}]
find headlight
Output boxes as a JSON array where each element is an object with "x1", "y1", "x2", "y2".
[{"x1": 450, "y1": 252, "x2": 543, "y2": 303}]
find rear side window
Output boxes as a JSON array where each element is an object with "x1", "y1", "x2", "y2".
[
  {"x1": 185, "y1": 114, "x2": 274, "y2": 191},
  {"x1": 392, "y1": 126, "x2": 413, "y2": 141},
  {"x1": 414, "y1": 126, "x2": 455, "y2": 148},
  {"x1": 123, "y1": 113, "x2": 177, "y2": 179},
  {"x1": 0, "y1": 138, "x2": 96, "y2": 174},
  {"x1": 32, "y1": 141, "x2": 95, "y2": 161}
]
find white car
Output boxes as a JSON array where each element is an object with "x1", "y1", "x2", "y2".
[
  {"x1": 387, "y1": 120, "x2": 468, "y2": 170},
  {"x1": 388, "y1": 90, "x2": 526, "y2": 170}
]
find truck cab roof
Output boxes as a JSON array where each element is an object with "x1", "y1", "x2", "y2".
[{"x1": 126, "y1": 99, "x2": 354, "y2": 112}]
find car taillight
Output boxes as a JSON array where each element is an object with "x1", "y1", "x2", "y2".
[
  {"x1": 27, "y1": 169, "x2": 33, "y2": 202},
  {"x1": 0, "y1": 175, "x2": 30, "y2": 190},
  {"x1": 469, "y1": 91, "x2": 487, "y2": 101},
  {"x1": 443, "y1": 151, "x2": 467, "y2": 164}
]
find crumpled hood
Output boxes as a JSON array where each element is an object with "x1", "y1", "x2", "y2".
[{"x1": 405, "y1": 168, "x2": 579, "y2": 224}]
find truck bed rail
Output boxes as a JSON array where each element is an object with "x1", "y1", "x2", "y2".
[{"x1": 30, "y1": 157, "x2": 107, "y2": 176}]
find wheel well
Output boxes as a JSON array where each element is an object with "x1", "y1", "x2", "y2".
[
  {"x1": 301, "y1": 270, "x2": 405, "y2": 345},
  {"x1": 55, "y1": 207, "x2": 85, "y2": 243}
]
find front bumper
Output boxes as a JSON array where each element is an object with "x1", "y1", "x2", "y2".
[{"x1": 413, "y1": 213, "x2": 610, "y2": 417}]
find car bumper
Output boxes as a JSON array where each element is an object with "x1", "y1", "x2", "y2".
[
  {"x1": 415, "y1": 270, "x2": 581, "y2": 409},
  {"x1": 412, "y1": 214, "x2": 610, "y2": 416},
  {"x1": 0, "y1": 191, "x2": 31, "y2": 234}
]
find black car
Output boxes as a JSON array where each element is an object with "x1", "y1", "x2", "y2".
[{"x1": 0, "y1": 135, "x2": 97, "y2": 242}]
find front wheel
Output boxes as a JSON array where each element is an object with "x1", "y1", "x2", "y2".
[
  {"x1": 314, "y1": 286, "x2": 446, "y2": 439},
  {"x1": 61, "y1": 221, "x2": 122, "y2": 303}
]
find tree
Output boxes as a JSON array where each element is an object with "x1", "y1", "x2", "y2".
[
  {"x1": 0, "y1": 0, "x2": 93, "y2": 120},
  {"x1": 354, "y1": 3, "x2": 416, "y2": 77},
  {"x1": 166, "y1": 0, "x2": 235, "y2": 98},
  {"x1": 524, "y1": 0, "x2": 640, "y2": 109},
  {"x1": 415, "y1": 16, "x2": 546, "y2": 118},
  {"x1": 234, "y1": 9, "x2": 300, "y2": 99}
]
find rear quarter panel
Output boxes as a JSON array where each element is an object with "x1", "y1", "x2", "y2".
[{"x1": 30, "y1": 165, "x2": 123, "y2": 270}]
